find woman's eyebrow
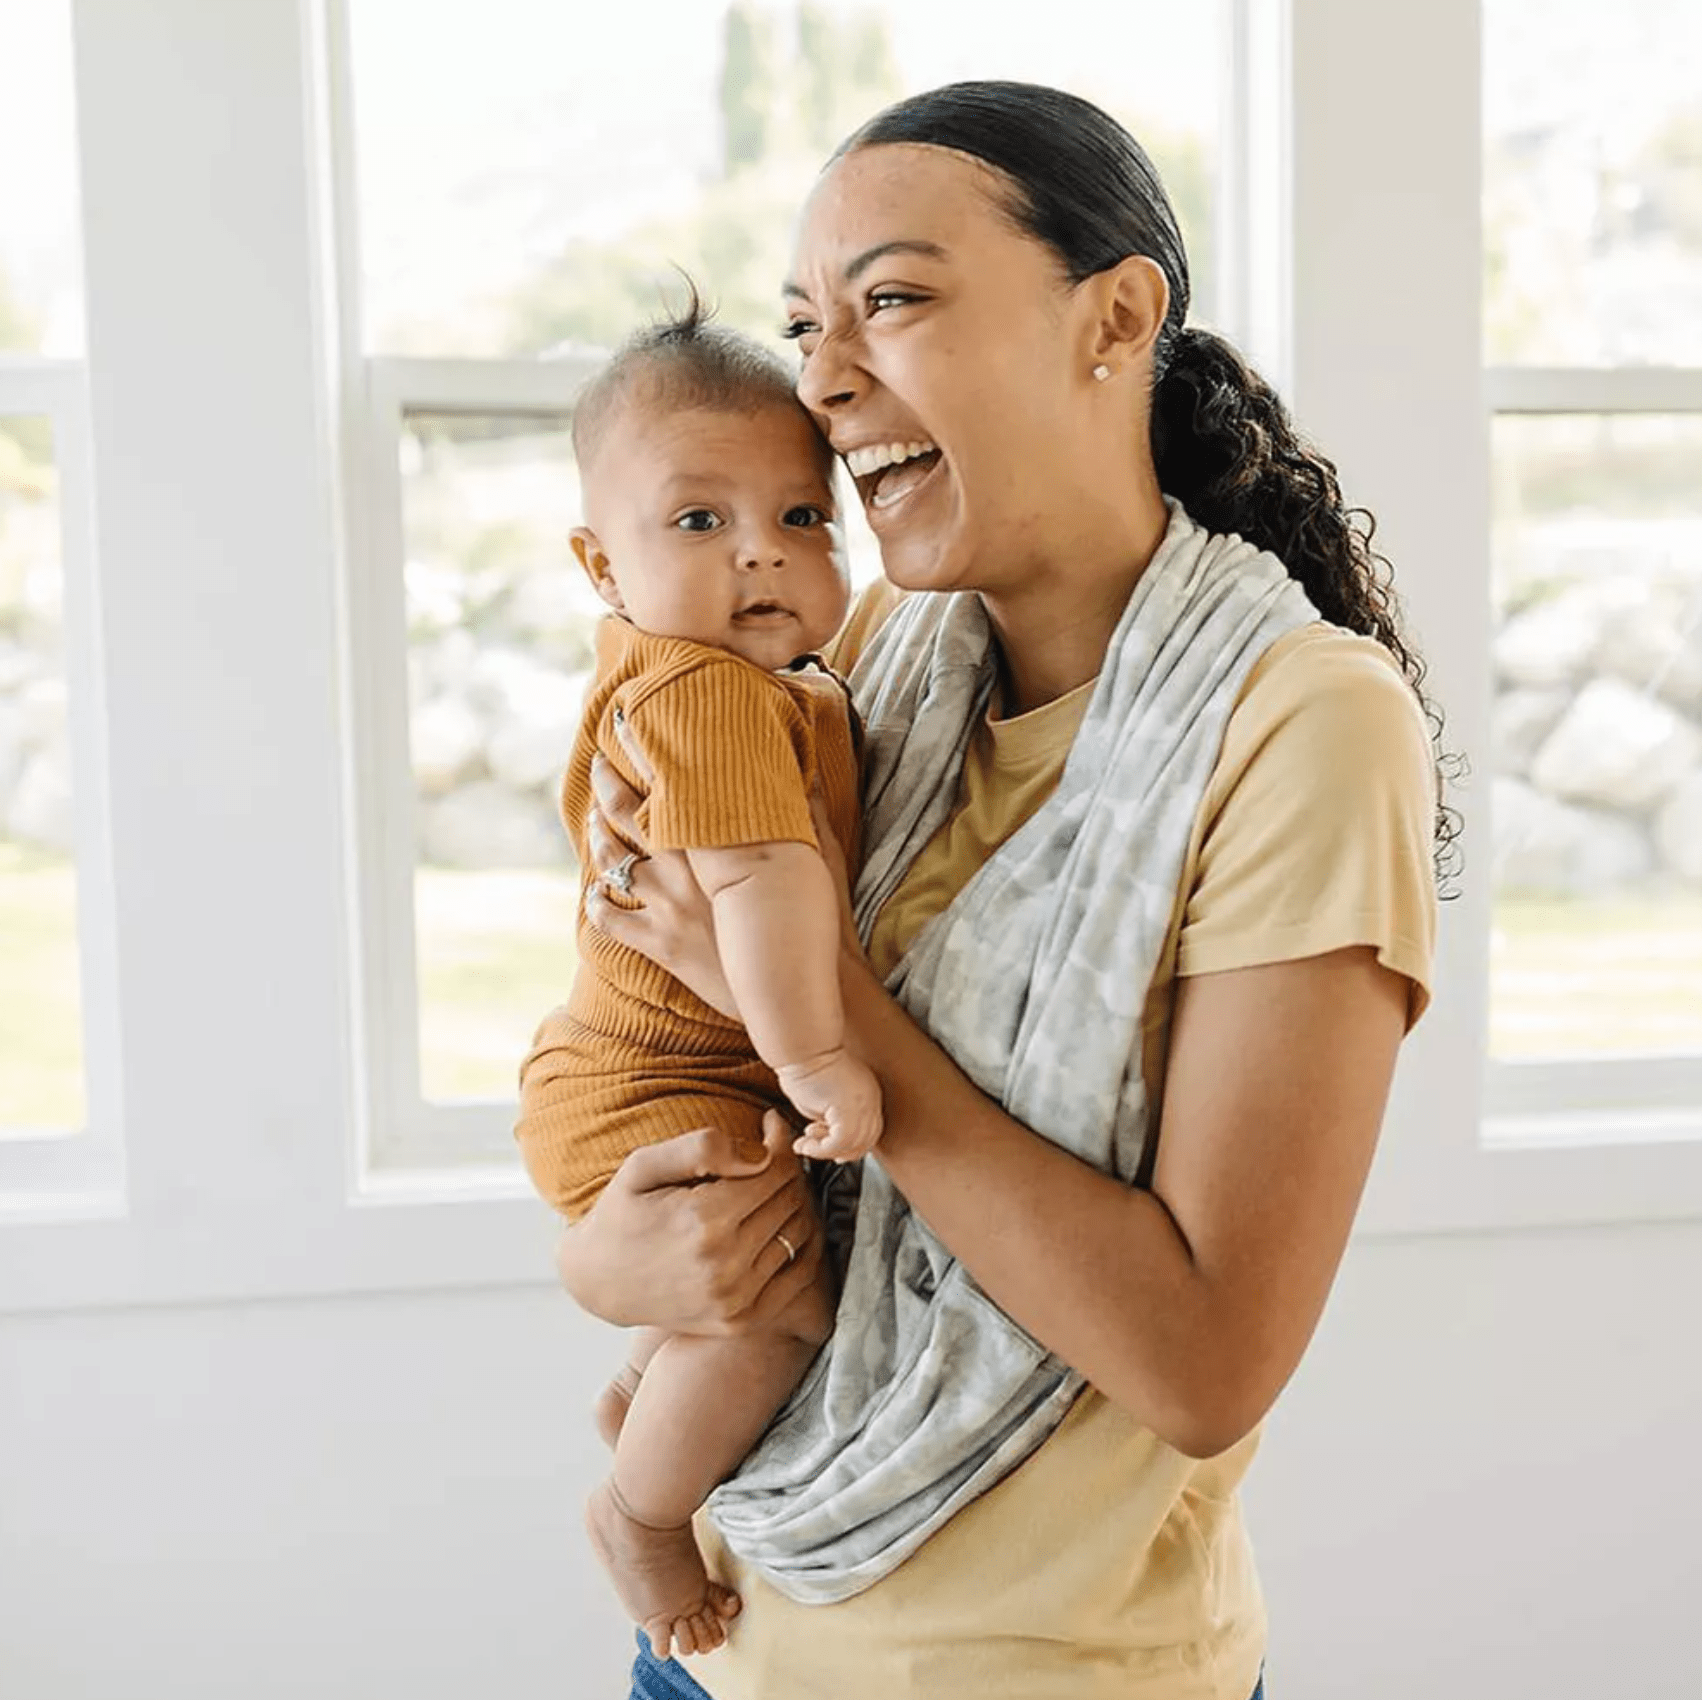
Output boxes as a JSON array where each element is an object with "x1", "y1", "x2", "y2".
[{"x1": 782, "y1": 239, "x2": 950, "y2": 302}]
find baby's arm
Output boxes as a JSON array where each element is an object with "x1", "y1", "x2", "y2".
[{"x1": 686, "y1": 841, "x2": 882, "y2": 1162}]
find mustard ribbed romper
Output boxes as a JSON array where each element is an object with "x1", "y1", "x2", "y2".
[{"x1": 515, "y1": 617, "x2": 862, "y2": 1219}]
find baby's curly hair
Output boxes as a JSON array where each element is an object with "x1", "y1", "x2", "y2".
[{"x1": 572, "y1": 281, "x2": 824, "y2": 475}]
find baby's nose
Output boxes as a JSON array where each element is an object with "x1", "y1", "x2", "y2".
[{"x1": 740, "y1": 531, "x2": 788, "y2": 570}]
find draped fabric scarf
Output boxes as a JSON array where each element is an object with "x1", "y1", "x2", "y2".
[{"x1": 705, "y1": 502, "x2": 1318, "y2": 1604}]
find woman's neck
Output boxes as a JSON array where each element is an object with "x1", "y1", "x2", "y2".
[{"x1": 980, "y1": 487, "x2": 1170, "y2": 716}]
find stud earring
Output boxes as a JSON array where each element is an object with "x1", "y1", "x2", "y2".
[{"x1": 1092, "y1": 363, "x2": 1111, "y2": 382}]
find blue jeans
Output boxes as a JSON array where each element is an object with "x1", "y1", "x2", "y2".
[{"x1": 629, "y1": 1631, "x2": 1267, "y2": 1698}]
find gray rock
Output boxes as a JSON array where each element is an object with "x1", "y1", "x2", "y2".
[
  {"x1": 1494, "y1": 581, "x2": 1625, "y2": 687},
  {"x1": 411, "y1": 694, "x2": 487, "y2": 797},
  {"x1": 487, "y1": 669, "x2": 588, "y2": 791},
  {"x1": 418, "y1": 780, "x2": 567, "y2": 870},
  {"x1": 1492, "y1": 687, "x2": 1572, "y2": 777},
  {"x1": 508, "y1": 567, "x2": 596, "y2": 639},
  {"x1": 0, "y1": 698, "x2": 25, "y2": 805},
  {"x1": 0, "y1": 640, "x2": 46, "y2": 692},
  {"x1": 403, "y1": 559, "x2": 467, "y2": 639},
  {"x1": 18, "y1": 676, "x2": 66, "y2": 748},
  {"x1": 6, "y1": 743, "x2": 74, "y2": 853},
  {"x1": 1529, "y1": 677, "x2": 1702, "y2": 812},
  {"x1": 1493, "y1": 777, "x2": 1654, "y2": 897},
  {"x1": 1653, "y1": 775, "x2": 1702, "y2": 885},
  {"x1": 1595, "y1": 581, "x2": 1702, "y2": 715}
]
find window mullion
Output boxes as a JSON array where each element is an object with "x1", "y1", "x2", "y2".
[{"x1": 1487, "y1": 367, "x2": 1702, "y2": 413}]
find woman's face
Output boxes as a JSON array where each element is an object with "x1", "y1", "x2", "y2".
[{"x1": 784, "y1": 143, "x2": 1110, "y2": 596}]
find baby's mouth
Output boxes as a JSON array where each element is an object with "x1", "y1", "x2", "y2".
[
  {"x1": 846, "y1": 438, "x2": 943, "y2": 511},
  {"x1": 735, "y1": 600, "x2": 794, "y2": 622}
]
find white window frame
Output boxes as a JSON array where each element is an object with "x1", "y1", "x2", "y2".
[
  {"x1": 6, "y1": 0, "x2": 1700, "y2": 1322},
  {"x1": 1480, "y1": 367, "x2": 1702, "y2": 1135},
  {"x1": 0, "y1": 356, "x2": 125, "y2": 1216}
]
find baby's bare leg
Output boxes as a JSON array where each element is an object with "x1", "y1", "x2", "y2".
[
  {"x1": 595, "y1": 1326, "x2": 666, "y2": 1450},
  {"x1": 586, "y1": 1272, "x2": 834, "y2": 1661}
]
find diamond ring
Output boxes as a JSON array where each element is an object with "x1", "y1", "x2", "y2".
[{"x1": 603, "y1": 851, "x2": 642, "y2": 897}]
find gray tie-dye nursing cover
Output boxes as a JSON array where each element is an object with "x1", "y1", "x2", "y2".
[{"x1": 704, "y1": 500, "x2": 1317, "y2": 1604}]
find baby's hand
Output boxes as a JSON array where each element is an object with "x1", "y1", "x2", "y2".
[{"x1": 776, "y1": 1049, "x2": 883, "y2": 1163}]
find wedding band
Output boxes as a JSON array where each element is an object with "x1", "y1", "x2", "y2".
[
  {"x1": 603, "y1": 851, "x2": 641, "y2": 896},
  {"x1": 776, "y1": 1231, "x2": 797, "y2": 1265}
]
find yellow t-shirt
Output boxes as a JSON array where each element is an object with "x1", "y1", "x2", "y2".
[{"x1": 693, "y1": 583, "x2": 1439, "y2": 1700}]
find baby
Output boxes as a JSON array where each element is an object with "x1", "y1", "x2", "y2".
[{"x1": 515, "y1": 299, "x2": 880, "y2": 1661}]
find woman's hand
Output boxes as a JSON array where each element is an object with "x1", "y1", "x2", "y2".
[
  {"x1": 584, "y1": 733, "x2": 736, "y2": 1018},
  {"x1": 557, "y1": 1111, "x2": 824, "y2": 1334}
]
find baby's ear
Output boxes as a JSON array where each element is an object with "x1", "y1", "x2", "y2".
[{"x1": 570, "y1": 526, "x2": 625, "y2": 613}]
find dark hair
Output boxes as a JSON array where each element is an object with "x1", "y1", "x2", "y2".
[
  {"x1": 572, "y1": 281, "x2": 825, "y2": 473},
  {"x1": 841, "y1": 82, "x2": 1461, "y2": 890}
]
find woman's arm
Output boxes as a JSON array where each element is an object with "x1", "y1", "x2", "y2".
[{"x1": 837, "y1": 944, "x2": 1408, "y2": 1457}]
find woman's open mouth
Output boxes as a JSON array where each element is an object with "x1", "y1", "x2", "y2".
[{"x1": 845, "y1": 439, "x2": 944, "y2": 516}]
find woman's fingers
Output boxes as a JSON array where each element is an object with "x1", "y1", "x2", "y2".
[
  {"x1": 607, "y1": 705, "x2": 656, "y2": 785},
  {"x1": 618, "y1": 1125, "x2": 772, "y2": 1194},
  {"x1": 591, "y1": 750, "x2": 647, "y2": 845},
  {"x1": 585, "y1": 799, "x2": 636, "y2": 881}
]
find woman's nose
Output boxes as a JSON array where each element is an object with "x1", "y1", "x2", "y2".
[{"x1": 795, "y1": 329, "x2": 862, "y2": 418}]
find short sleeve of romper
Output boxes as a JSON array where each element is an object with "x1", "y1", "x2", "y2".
[{"x1": 616, "y1": 654, "x2": 821, "y2": 854}]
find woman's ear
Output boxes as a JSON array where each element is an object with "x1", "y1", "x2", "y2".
[
  {"x1": 570, "y1": 526, "x2": 626, "y2": 613},
  {"x1": 1087, "y1": 254, "x2": 1170, "y2": 376}
]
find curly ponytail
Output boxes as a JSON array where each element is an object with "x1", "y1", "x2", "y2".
[{"x1": 842, "y1": 81, "x2": 1462, "y2": 890}]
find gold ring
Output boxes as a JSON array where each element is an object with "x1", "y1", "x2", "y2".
[{"x1": 776, "y1": 1231, "x2": 797, "y2": 1265}]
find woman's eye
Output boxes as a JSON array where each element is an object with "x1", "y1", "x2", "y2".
[
  {"x1": 674, "y1": 509, "x2": 721, "y2": 533},
  {"x1": 868, "y1": 290, "x2": 920, "y2": 315},
  {"x1": 780, "y1": 318, "x2": 817, "y2": 342},
  {"x1": 784, "y1": 504, "x2": 829, "y2": 529}
]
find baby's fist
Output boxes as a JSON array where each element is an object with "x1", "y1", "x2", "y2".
[{"x1": 776, "y1": 1049, "x2": 883, "y2": 1163}]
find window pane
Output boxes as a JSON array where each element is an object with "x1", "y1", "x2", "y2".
[
  {"x1": 0, "y1": 0, "x2": 85, "y2": 355},
  {"x1": 402, "y1": 415, "x2": 587, "y2": 1102},
  {"x1": 1485, "y1": 0, "x2": 1702, "y2": 366},
  {"x1": 349, "y1": 0, "x2": 1221, "y2": 358},
  {"x1": 0, "y1": 418, "x2": 85, "y2": 1130},
  {"x1": 1490, "y1": 414, "x2": 1702, "y2": 1060}
]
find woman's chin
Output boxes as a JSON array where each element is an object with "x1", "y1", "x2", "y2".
[{"x1": 876, "y1": 520, "x2": 973, "y2": 596}]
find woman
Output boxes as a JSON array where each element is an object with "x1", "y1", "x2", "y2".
[{"x1": 561, "y1": 81, "x2": 1450, "y2": 1700}]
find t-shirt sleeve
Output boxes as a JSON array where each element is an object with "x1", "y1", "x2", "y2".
[
  {"x1": 618, "y1": 658, "x2": 819, "y2": 853},
  {"x1": 1177, "y1": 634, "x2": 1439, "y2": 1027}
]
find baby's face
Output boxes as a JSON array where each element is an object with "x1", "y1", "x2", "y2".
[{"x1": 575, "y1": 401, "x2": 849, "y2": 673}]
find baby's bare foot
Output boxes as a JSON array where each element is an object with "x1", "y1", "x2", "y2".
[
  {"x1": 585, "y1": 1479, "x2": 740, "y2": 1661},
  {"x1": 593, "y1": 1364, "x2": 643, "y2": 1450}
]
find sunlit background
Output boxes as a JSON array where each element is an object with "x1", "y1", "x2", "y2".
[{"x1": 3, "y1": 0, "x2": 1701, "y2": 1121}]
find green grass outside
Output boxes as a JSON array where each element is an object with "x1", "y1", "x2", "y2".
[
  {"x1": 4, "y1": 857, "x2": 1700, "y2": 1126},
  {"x1": 415, "y1": 866, "x2": 581, "y2": 1102}
]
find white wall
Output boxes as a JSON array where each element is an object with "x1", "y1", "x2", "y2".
[{"x1": 4, "y1": 1224, "x2": 1699, "y2": 1700}]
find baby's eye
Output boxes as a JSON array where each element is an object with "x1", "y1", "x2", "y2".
[
  {"x1": 674, "y1": 509, "x2": 721, "y2": 533},
  {"x1": 784, "y1": 504, "x2": 829, "y2": 529}
]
